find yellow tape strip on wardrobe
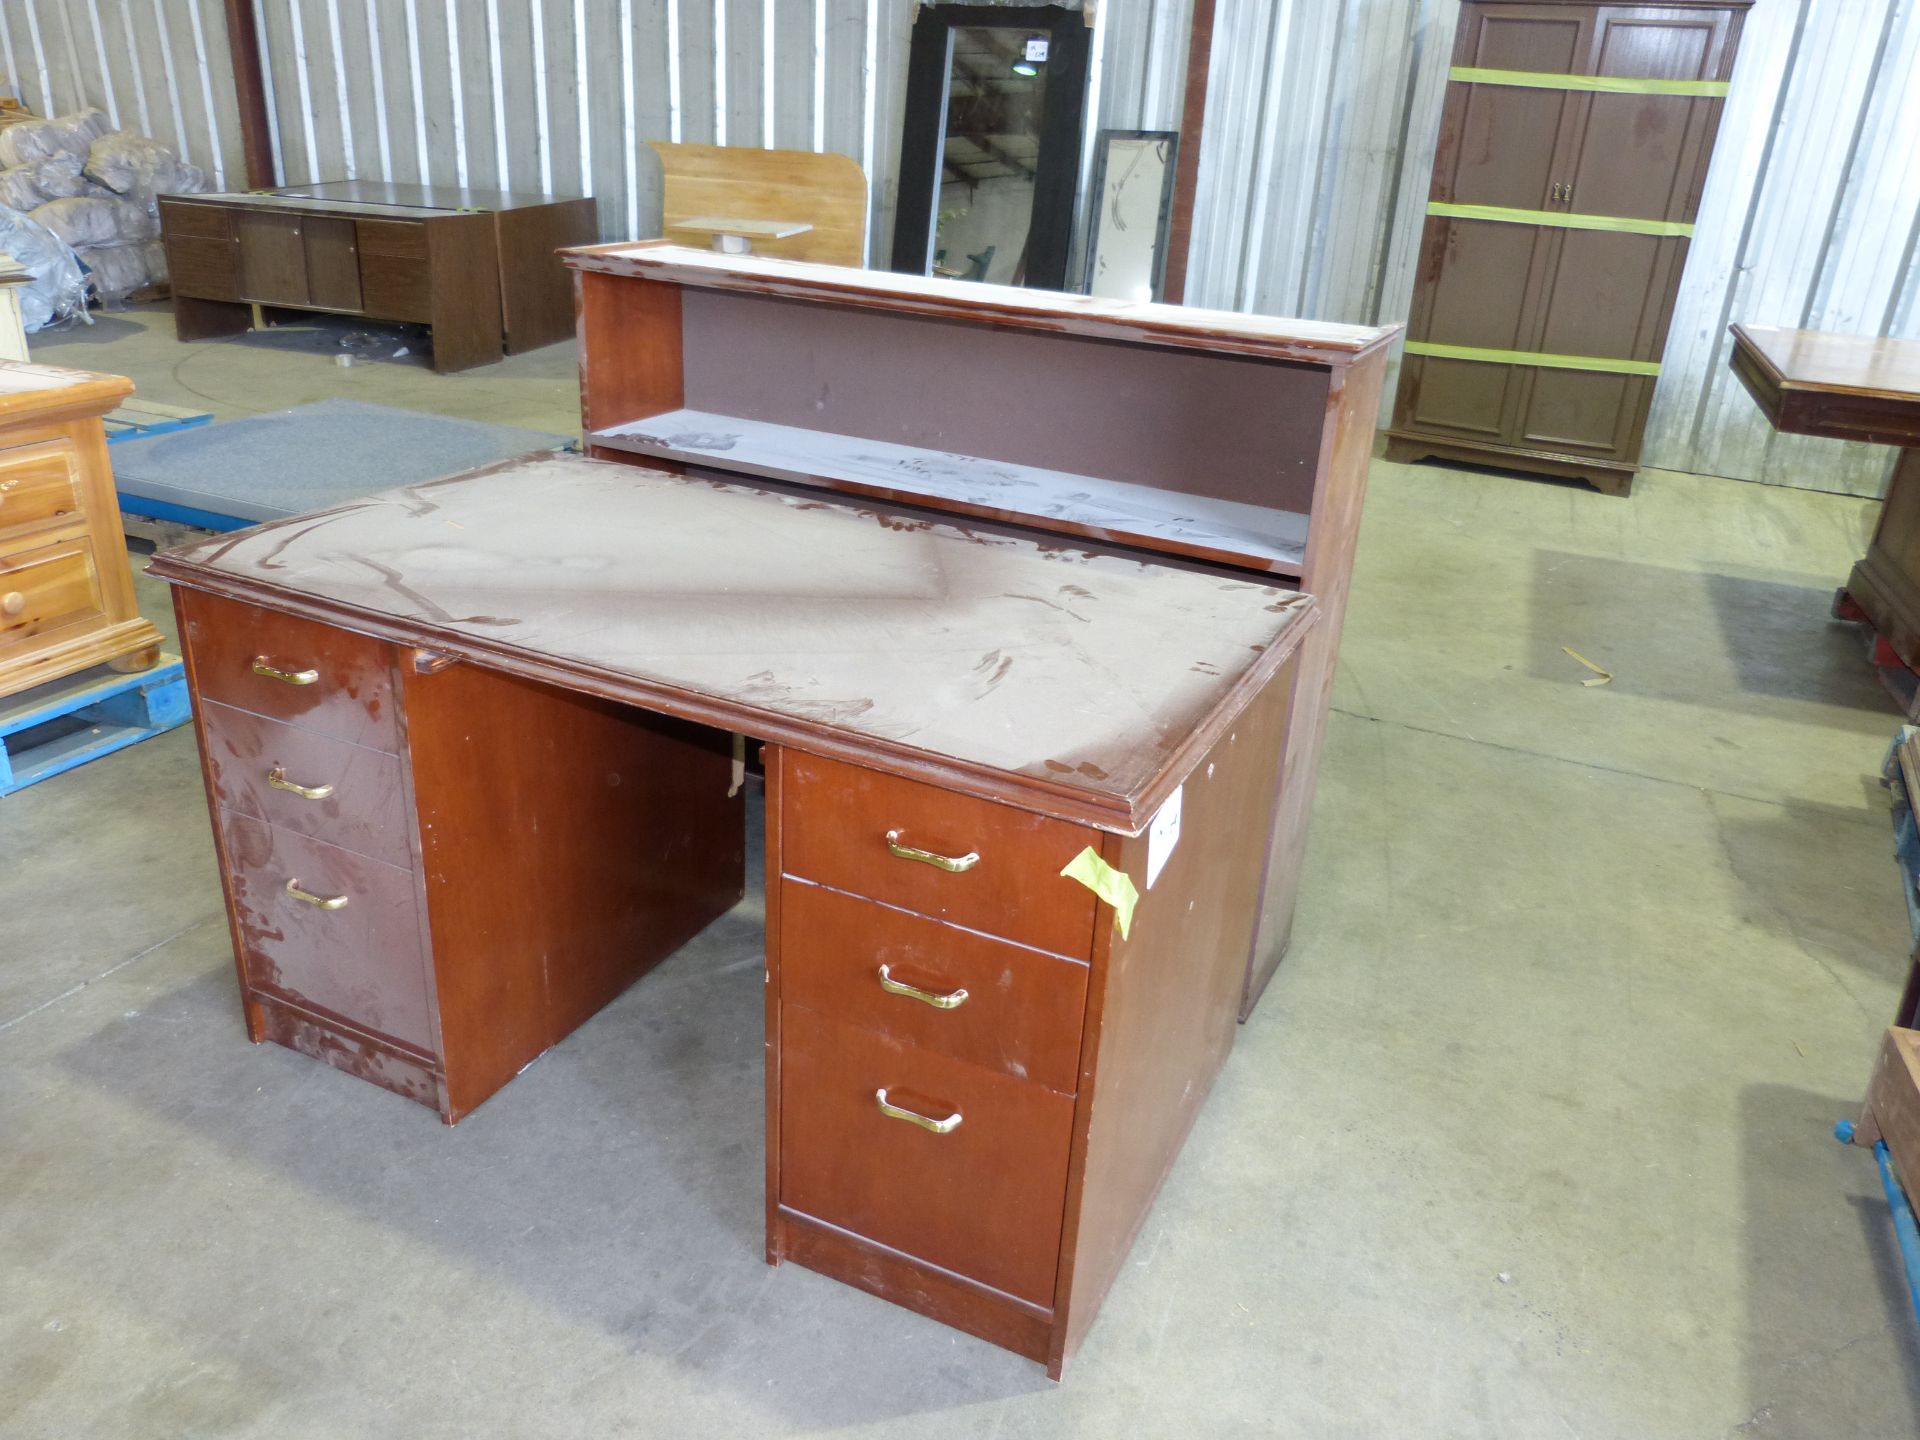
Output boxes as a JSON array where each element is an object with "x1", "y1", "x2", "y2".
[
  {"x1": 1404, "y1": 340, "x2": 1661, "y2": 377},
  {"x1": 1427, "y1": 201, "x2": 1694, "y2": 238},
  {"x1": 1448, "y1": 66, "x2": 1730, "y2": 97}
]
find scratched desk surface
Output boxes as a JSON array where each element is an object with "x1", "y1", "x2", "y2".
[{"x1": 151, "y1": 455, "x2": 1317, "y2": 831}]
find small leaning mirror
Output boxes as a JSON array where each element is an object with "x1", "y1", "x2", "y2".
[{"x1": 1081, "y1": 130, "x2": 1179, "y2": 303}]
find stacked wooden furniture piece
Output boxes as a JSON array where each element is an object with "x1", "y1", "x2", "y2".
[
  {"x1": 1386, "y1": 0, "x2": 1749, "y2": 495},
  {"x1": 650, "y1": 142, "x2": 868, "y2": 265},
  {"x1": 161, "y1": 182, "x2": 597, "y2": 373},
  {"x1": 0, "y1": 359, "x2": 161, "y2": 697},
  {"x1": 153, "y1": 244, "x2": 1396, "y2": 1375}
]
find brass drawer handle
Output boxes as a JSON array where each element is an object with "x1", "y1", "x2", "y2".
[
  {"x1": 267, "y1": 766, "x2": 334, "y2": 801},
  {"x1": 252, "y1": 657, "x2": 319, "y2": 685},
  {"x1": 877, "y1": 964, "x2": 968, "y2": 1010},
  {"x1": 285, "y1": 878, "x2": 349, "y2": 910},
  {"x1": 884, "y1": 829, "x2": 978, "y2": 873},
  {"x1": 875, "y1": 1088, "x2": 962, "y2": 1134}
]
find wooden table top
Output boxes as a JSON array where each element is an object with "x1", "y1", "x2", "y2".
[
  {"x1": 149, "y1": 455, "x2": 1318, "y2": 832},
  {"x1": 1729, "y1": 324, "x2": 1920, "y2": 446}
]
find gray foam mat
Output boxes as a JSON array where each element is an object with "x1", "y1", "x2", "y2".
[{"x1": 111, "y1": 399, "x2": 571, "y2": 523}]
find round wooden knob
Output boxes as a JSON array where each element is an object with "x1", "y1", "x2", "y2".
[{"x1": 1, "y1": 591, "x2": 24, "y2": 616}]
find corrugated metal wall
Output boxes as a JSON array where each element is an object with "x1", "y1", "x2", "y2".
[
  {"x1": 3, "y1": 0, "x2": 1914, "y2": 495},
  {"x1": 0, "y1": 0, "x2": 246, "y2": 191}
]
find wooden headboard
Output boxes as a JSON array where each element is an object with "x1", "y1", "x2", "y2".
[{"x1": 648, "y1": 142, "x2": 868, "y2": 267}]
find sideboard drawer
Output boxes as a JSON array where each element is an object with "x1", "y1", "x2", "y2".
[
  {"x1": 181, "y1": 590, "x2": 401, "y2": 753},
  {"x1": 0, "y1": 438, "x2": 83, "y2": 542},
  {"x1": 779, "y1": 1005, "x2": 1075, "y2": 1307},
  {"x1": 219, "y1": 811, "x2": 435, "y2": 1052},
  {"x1": 780, "y1": 751, "x2": 1098, "y2": 960},
  {"x1": 200, "y1": 699, "x2": 413, "y2": 869},
  {"x1": 0, "y1": 537, "x2": 103, "y2": 650},
  {"x1": 779, "y1": 881, "x2": 1087, "y2": 1094},
  {"x1": 356, "y1": 219, "x2": 428, "y2": 259},
  {"x1": 164, "y1": 202, "x2": 235, "y2": 240}
]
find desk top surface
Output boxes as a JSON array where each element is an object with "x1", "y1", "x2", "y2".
[
  {"x1": 150, "y1": 455, "x2": 1316, "y2": 832},
  {"x1": 1732, "y1": 324, "x2": 1920, "y2": 403},
  {"x1": 565, "y1": 242, "x2": 1401, "y2": 368}
]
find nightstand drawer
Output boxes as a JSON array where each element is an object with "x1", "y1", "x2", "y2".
[
  {"x1": 200, "y1": 700, "x2": 413, "y2": 869},
  {"x1": 181, "y1": 589, "x2": 401, "y2": 753},
  {"x1": 780, "y1": 751, "x2": 1098, "y2": 960},
  {"x1": 219, "y1": 811, "x2": 434, "y2": 1052},
  {"x1": 0, "y1": 438, "x2": 83, "y2": 542},
  {"x1": 0, "y1": 537, "x2": 103, "y2": 651},
  {"x1": 779, "y1": 881, "x2": 1087, "y2": 1094},
  {"x1": 779, "y1": 1005, "x2": 1074, "y2": 1307}
]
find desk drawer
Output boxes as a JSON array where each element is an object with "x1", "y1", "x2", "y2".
[
  {"x1": 0, "y1": 438, "x2": 83, "y2": 542},
  {"x1": 181, "y1": 590, "x2": 400, "y2": 754},
  {"x1": 356, "y1": 219, "x2": 428, "y2": 260},
  {"x1": 0, "y1": 537, "x2": 103, "y2": 651},
  {"x1": 164, "y1": 202, "x2": 235, "y2": 240},
  {"x1": 359, "y1": 252, "x2": 432, "y2": 324},
  {"x1": 219, "y1": 810, "x2": 434, "y2": 1052},
  {"x1": 200, "y1": 700, "x2": 413, "y2": 869},
  {"x1": 779, "y1": 1005, "x2": 1073, "y2": 1307},
  {"x1": 779, "y1": 881, "x2": 1087, "y2": 1094},
  {"x1": 780, "y1": 752, "x2": 1098, "y2": 960}
]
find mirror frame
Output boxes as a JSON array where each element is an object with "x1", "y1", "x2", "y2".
[
  {"x1": 889, "y1": 4, "x2": 1092, "y2": 291},
  {"x1": 1080, "y1": 129, "x2": 1180, "y2": 302}
]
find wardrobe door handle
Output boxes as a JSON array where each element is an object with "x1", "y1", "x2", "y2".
[
  {"x1": 252, "y1": 658, "x2": 319, "y2": 685},
  {"x1": 877, "y1": 964, "x2": 969, "y2": 1010},
  {"x1": 267, "y1": 766, "x2": 335, "y2": 801},
  {"x1": 285, "y1": 878, "x2": 349, "y2": 910},
  {"x1": 884, "y1": 829, "x2": 979, "y2": 873},
  {"x1": 875, "y1": 1088, "x2": 962, "y2": 1134}
]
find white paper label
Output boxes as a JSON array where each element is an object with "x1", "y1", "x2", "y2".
[
  {"x1": 1146, "y1": 785, "x2": 1182, "y2": 889},
  {"x1": 1024, "y1": 36, "x2": 1050, "y2": 61}
]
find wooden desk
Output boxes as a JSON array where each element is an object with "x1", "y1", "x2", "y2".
[
  {"x1": 160, "y1": 184, "x2": 597, "y2": 373},
  {"x1": 567, "y1": 241, "x2": 1398, "y2": 1016},
  {"x1": 1729, "y1": 324, "x2": 1920, "y2": 663},
  {"x1": 0, "y1": 360, "x2": 163, "y2": 696},
  {"x1": 152, "y1": 455, "x2": 1316, "y2": 1376}
]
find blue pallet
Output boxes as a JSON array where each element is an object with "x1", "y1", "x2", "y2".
[{"x1": 0, "y1": 656, "x2": 190, "y2": 797}]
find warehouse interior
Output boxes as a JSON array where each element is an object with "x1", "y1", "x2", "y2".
[{"x1": 5, "y1": 2, "x2": 1920, "y2": 1436}]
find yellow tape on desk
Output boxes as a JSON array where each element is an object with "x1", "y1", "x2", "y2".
[
  {"x1": 1061, "y1": 847, "x2": 1139, "y2": 940},
  {"x1": 1427, "y1": 201, "x2": 1694, "y2": 239},
  {"x1": 1404, "y1": 340, "x2": 1661, "y2": 377},
  {"x1": 1449, "y1": 66, "x2": 1730, "y2": 97}
]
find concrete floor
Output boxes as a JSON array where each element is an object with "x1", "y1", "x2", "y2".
[{"x1": 3, "y1": 305, "x2": 1917, "y2": 1437}]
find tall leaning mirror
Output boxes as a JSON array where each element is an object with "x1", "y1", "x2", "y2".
[
  {"x1": 1082, "y1": 130, "x2": 1179, "y2": 303},
  {"x1": 889, "y1": 4, "x2": 1092, "y2": 291}
]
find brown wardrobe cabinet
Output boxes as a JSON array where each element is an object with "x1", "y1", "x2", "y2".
[{"x1": 1385, "y1": 0, "x2": 1750, "y2": 496}]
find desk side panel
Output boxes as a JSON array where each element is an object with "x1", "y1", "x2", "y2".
[
  {"x1": 403, "y1": 660, "x2": 745, "y2": 1120},
  {"x1": 1243, "y1": 347, "x2": 1388, "y2": 1016},
  {"x1": 1053, "y1": 652, "x2": 1297, "y2": 1373},
  {"x1": 423, "y1": 213, "x2": 505, "y2": 373},
  {"x1": 497, "y1": 197, "x2": 601, "y2": 353},
  {"x1": 578, "y1": 271, "x2": 685, "y2": 437}
]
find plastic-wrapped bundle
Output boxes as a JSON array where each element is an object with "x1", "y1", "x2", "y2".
[
  {"x1": 28, "y1": 196, "x2": 157, "y2": 249},
  {"x1": 29, "y1": 152, "x2": 108, "y2": 199},
  {"x1": 0, "y1": 203, "x2": 88, "y2": 330},
  {"x1": 84, "y1": 131, "x2": 207, "y2": 218},
  {"x1": 0, "y1": 108, "x2": 110, "y2": 167},
  {"x1": 80, "y1": 241, "x2": 151, "y2": 304},
  {"x1": 0, "y1": 164, "x2": 42, "y2": 212}
]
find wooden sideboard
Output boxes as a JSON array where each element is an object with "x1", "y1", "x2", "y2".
[
  {"x1": 160, "y1": 183, "x2": 597, "y2": 373},
  {"x1": 151, "y1": 455, "x2": 1316, "y2": 1375},
  {"x1": 1728, "y1": 324, "x2": 1920, "y2": 665},
  {"x1": 0, "y1": 360, "x2": 162, "y2": 697},
  {"x1": 566, "y1": 242, "x2": 1398, "y2": 1016}
]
